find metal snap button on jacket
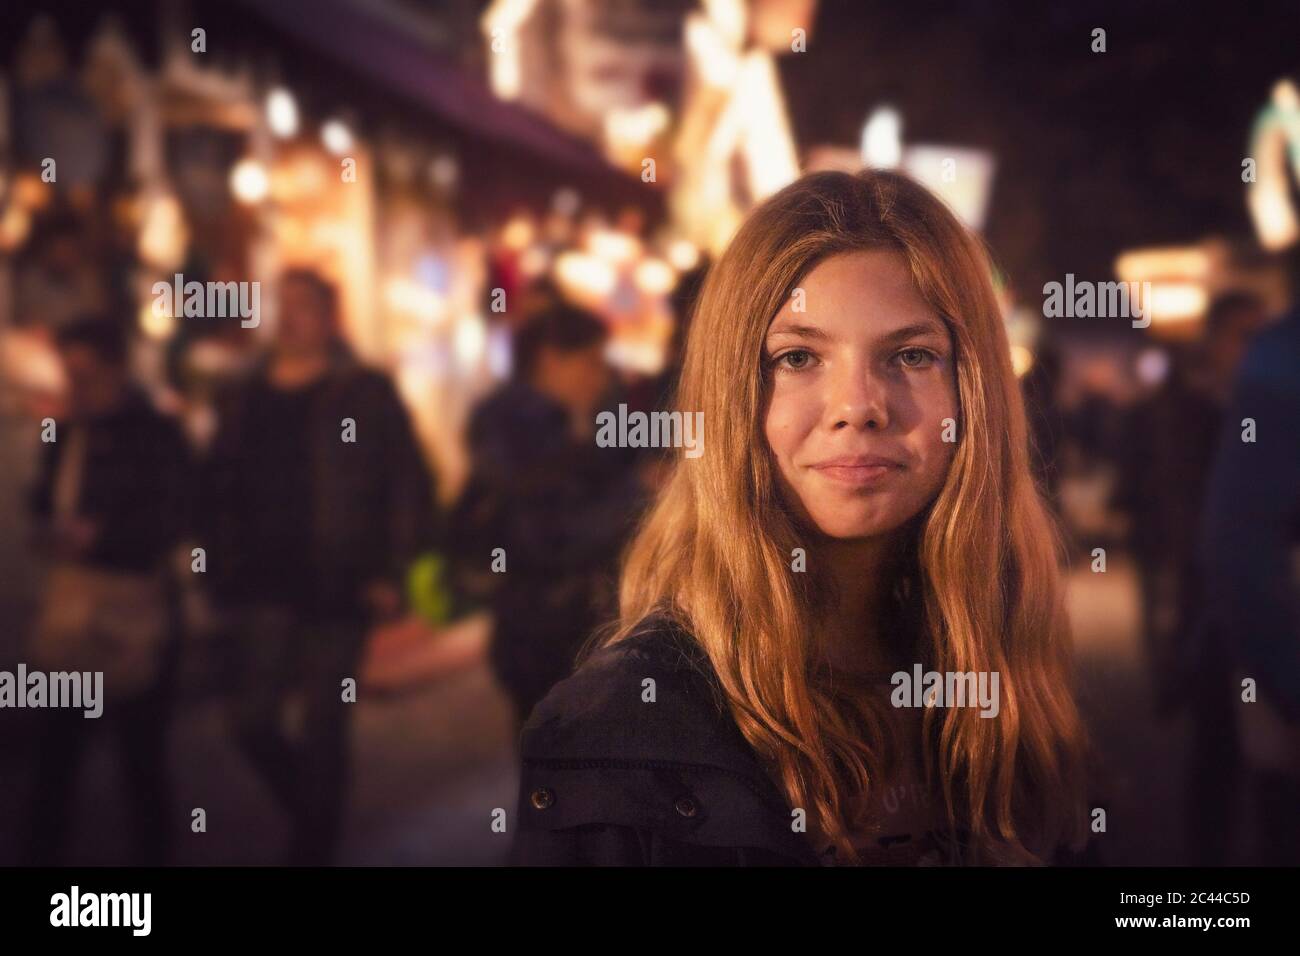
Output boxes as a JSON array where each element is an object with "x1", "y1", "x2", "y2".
[
  {"x1": 674, "y1": 795, "x2": 699, "y2": 818},
  {"x1": 530, "y1": 787, "x2": 555, "y2": 810}
]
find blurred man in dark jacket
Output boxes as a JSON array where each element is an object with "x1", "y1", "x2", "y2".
[
  {"x1": 1117, "y1": 293, "x2": 1267, "y2": 708},
  {"x1": 1116, "y1": 292, "x2": 1267, "y2": 865},
  {"x1": 1200, "y1": 297, "x2": 1300, "y2": 865},
  {"x1": 202, "y1": 269, "x2": 436, "y2": 865},
  {"x1": 26, "y1": 317, "x2": 191, "y2": 865},
  {"x1": 452, "y1": 304, "x2": 645, "y2": 735}
]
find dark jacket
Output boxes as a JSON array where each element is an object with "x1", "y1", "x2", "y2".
[
  {"x1": 201, "y1": 351, "x2": 437, "y2": 616},
  {"x1": 1199, "y1": 305, "x2": 1300, "y2": 722},
  {"x1": 511, "y1": 613, "x2": 1097, "y2": 867},
  {"x1": 1116, "y1": 364, "x2": 1224, "y2": 568},
  {"x1": 455, "y1": 380, "x2": 642, "y2": 578},
  {"x1": 30, "y1": 387, "x2": 192, "y2": 573},
  {"x1": 510, "y1": 613, "x2": 824, "y2": 866},
  {"x1": 452, "y1": 380, "x2": 644, "y2": 717}
]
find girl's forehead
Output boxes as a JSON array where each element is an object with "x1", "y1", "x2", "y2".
[
  {"x1": 767, "y1": 260, "x2": 944, "y2": 340},
  {"x1": 778, "y1": 250, "x2": 925, "y2": 307}
]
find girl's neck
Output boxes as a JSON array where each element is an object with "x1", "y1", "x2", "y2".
[{"x1": 815, "y1": 533, "x2": 907, "y2": 676}]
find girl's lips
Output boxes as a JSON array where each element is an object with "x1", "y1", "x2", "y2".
[{"x1": 812, "y1": 463, "x2": 900, "y2": 485}]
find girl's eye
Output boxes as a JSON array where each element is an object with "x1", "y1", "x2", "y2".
[
  {"x1": 773, "y1": 349, "x2": 815, "y2": 371},
  {"x1": 896, "y1": 347, "x2": 936, "y2": 369}
]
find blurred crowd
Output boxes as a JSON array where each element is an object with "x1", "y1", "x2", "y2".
[
  {"x1": 4, "y1": 217, "x2": 707, "y2": 864},
  {"x1": 1031, "y1": 281, "x2": 1300, "y2": 866}
]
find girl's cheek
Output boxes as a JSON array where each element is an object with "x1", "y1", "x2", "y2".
[
  {"x1": 766, "y1": 391, "x2": 811, "y2": 446},
  {"x1": 923, "y1": 378, "x2": 959, "y2": 433},
  {"x1": 763, "y1": 404, "x2": 792, "y2": 462}
]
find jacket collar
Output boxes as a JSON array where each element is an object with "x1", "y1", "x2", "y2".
[{"x1": 523, "y1": 614, "x2": 771, "y2": 777}]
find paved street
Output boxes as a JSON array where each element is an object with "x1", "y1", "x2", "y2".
[{"x1": 0, "y1": 544, "x2": 1234, "y2": 866}]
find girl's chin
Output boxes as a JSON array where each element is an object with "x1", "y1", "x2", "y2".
[{"x1": 809, "y1": 515, "x2": 907, "y2": 541}]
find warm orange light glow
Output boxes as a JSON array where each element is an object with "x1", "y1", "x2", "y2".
[
  {"x1": 587, "y1": 229, "x2": 640, "y2": 264},
  {"x1": 1114, "y1": 246, "x2": 1212, "y2": 283},
  {"x1": 1010, "y1": 344, "x2": 1034, "y2": 378},
  {"x1": 385, "y1": 278, "x2": 446, "y2": 325},
  {"x1": 140, "y1": 302, "x2": 175, "y2": 339},
  {"x1": 501, "y1": 216, "x2": 535, "y2": 252},
  {"x1": 266, "y1": 87, "x2": 299, "y2": 138},
  {"x1": 666, "y1": 238, "x2": 700, "y2": 272},
  {"x1": 1147, "y1": 282, "x2": 1208, "y2": 322},
  {"x1": 230, "y1": 159, "x2": 271, "y2": 204},
  {"x1": 555, "y1": 251, "x2": 617, "y2": 298},
  {"x1": 634, "y1": 258, "x2": 677, "y2": 295}
]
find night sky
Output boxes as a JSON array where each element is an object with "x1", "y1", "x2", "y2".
[{"x1": 781, "y1": 0, "x2": 1300, "y2": 303}]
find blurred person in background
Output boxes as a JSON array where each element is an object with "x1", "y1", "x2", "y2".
[
  {"x1": 24, "y1": 317, "x2": 191, "y2": 865},
  {"x1": 1067, "y1": 360, "x2": 1127, "y2": 477},
  {"x1": 625, "y1": 259, "x2": 708, "y2": 420},
  {"x1": 451, "y1": 302, "x2": 645, "y2": 737},
  {"x1": 201, "y1": 269, "x2": 437, "y2": 865},
  {"x1": 1116, "y1": 293, "x2": 1268, "y2": 704},
  {"x1": 1021, "y1": 337, "x2": 1066, "y2": 510},
  {"x1": 621, "y1": 261, "x2": 709, "y2": 495},
  {"x1": 1200, "y1": 278, "x2": 1300, "y2": 866},
  {"x1": 1115, "y1": 292, "x2": 1267, "y2": 865},
  {"x1": 14, "y1": 211, "x2": 107, "y2": 334}
]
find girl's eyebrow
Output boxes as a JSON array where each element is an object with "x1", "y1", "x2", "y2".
[
  {"x1": 766, "y1": 319, "x2": 948, "y2": 345},
  {"x1": 766, "y1": 323, "x2": 830, "y2": 341},
  {"x1": 877, "y1": 321, "x2": 949, "y2": 346}
]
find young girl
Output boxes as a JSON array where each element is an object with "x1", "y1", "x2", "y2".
[{"x1": 510, "y1": 169, "x2": 1090, "y2": 866}]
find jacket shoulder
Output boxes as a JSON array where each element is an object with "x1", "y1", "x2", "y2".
[
  {"x1": 512, "y1": 613, "x2": 817, "y2": 865},
  {"x1": 336, "y1": 365, "x2": 403, "y2": 404},
  {"x1": 1238, "y1": 309, "x2": 1300, "y2": 392},
  {"x1": 519, "y1": 612, "x2": 729, "y2": 766}
]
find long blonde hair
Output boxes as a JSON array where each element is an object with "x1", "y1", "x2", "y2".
[{"x1": 602, "y1": 169, "x2": 1088, "y2": 864}]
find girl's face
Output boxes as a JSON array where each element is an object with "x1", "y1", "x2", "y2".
[{"x1": 762, "y1": 249, "x2": 959, "y2": 541}]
